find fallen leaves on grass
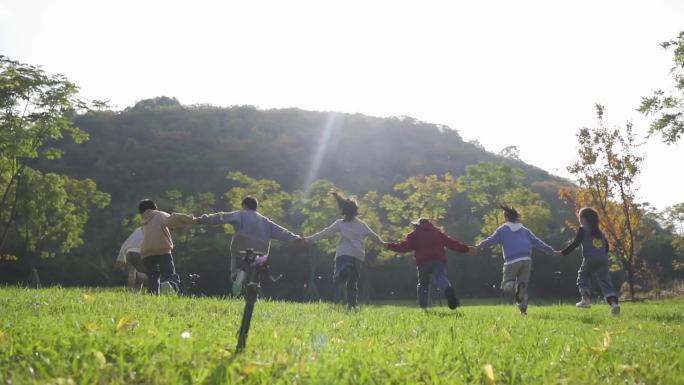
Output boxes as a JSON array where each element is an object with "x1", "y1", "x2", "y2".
[
  {"x1": 93, "y1": 351, "x2": 107, "y2": 369},
  {"x1": 84, "y1": 322, "x2": 98, "y2": 332},
  {"x1": 484, "y1": 364, "x2": 496, "y2": 385},
  {"x1": 590, "y1": 331, "x2": 611, "y2": 353},
  {"x1": 115, "y1": 316, "x2": 139, "y2": 333},
  {"x1": 240, "y1": 361, "x2": 272, "y2": 375}
]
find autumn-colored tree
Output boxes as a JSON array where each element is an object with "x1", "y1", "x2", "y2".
[{"x1": 566, "y1": 105, "x2": 646, "y2": 299}]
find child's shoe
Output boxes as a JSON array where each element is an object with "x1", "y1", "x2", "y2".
[
  {"x1": 519, "y1": 306, "x2": 527, "y2": 316},
  {"x1": 576, "y1": 296, "x2": 592, "y2": 308},
  {"x1": 607, "y1": 296, "x2": 620, "y2": 316},
  {"x1": 610, "y1": 303, "x2": 620, "y2": 316},
  {"x1": 444, "y1": 287, "x2": 460, "y2": 309}
]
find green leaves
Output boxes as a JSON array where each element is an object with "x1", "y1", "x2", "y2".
[
  {"x1": 225, "y1": 172, "x2": 290, "y2": 225},
  {"x1": 13, "y1": 168, "x2": 110, "y2": 258},
  {"x1": 639, "y1": 31, "x2": 684, "y2": 144}
]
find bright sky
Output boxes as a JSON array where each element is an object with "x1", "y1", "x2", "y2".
[{"x1": 1, "y1": 0, "x2": 683, "y2": 210}]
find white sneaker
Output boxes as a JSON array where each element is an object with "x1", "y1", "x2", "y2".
[
  {"x1": 160, "y1": 281, "x2": 176, "y2": 295},
  {"x1": 576, "y1": 298, "x2": 592, "y2": 308},
  {"x1": 610, "y1": 303, "x2": 621, "y2": 316}
]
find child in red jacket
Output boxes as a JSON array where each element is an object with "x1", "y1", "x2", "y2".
[{"x1": 385, "y1": 218, "x2": 472, "y2": 310}]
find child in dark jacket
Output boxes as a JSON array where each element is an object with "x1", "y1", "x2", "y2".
[
  {"x1": 472, "y1": 206, "x2": 559, "y2": 315},
  {"x1": 561, "y1": 207, "x2": 620, "y2": 315},
  {"x1": 385, "y1": 218, "x2": 471, "y2": 310}
]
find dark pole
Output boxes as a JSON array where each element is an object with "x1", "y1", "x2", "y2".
[{"x1": 554, "y1": 271, "x2": 563, "y2": 305}]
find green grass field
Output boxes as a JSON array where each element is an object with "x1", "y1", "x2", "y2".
[{"x1": 1, "y1": 287, "x2": 683, "y2": 385}]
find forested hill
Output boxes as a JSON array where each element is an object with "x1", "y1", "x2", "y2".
[
  {"x1": 30, "y1": 96, "x2": 579, "y2": 297},
  {"x1": 47, "y1": 97, "x2": 560, "y2": 206}
]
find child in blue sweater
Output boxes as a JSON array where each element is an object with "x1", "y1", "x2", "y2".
[{"x1": 471, "y1": 206, "x2": 559, "y2": 315}]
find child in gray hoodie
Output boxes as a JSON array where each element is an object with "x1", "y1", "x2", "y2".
[{"x1": 195, "y1": 196, "x2": 301, "y2": 296}]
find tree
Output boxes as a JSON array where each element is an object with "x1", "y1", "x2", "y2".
[
  {"x1": 639, "y1": 31, "x2": 684, "y2": 144},
  {"x1": 566, "y1": 105, "x2": 646, "y2": 299},
  {"x1": 291, "y1": 180, "x2": 345, "y2": 301},
  {"x1": 457, "y1": 163, "x2": 525, "y2": 215},
  {"x1": 498, "y1": 145, "x2": 521, "y2": 160},
  {"x1": 381, "y1": 174, "x2": 459, "y2": 229},
  {"x1": 480, "y1": 187, "x2": 552, "y2": 240},
  {"x1": 225, "y1": 172, "x2": 290, "y2": 225},
  {"x1": 12, "y1": 168, "x2": 109, "y2": 284},
  {"x1": 662, "y1": 203, "x2": 684, "y2": 272},
  {"x1": 165, "y1": 190, "x2": 216, "y2": 266},
  {"x1": 0, "y1": 56, "x2": 93, "y2": 250}
]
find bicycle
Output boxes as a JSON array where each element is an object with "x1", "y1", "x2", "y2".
[{"x1": 235, "y1": 248, "x2": 281, "y2": 353}]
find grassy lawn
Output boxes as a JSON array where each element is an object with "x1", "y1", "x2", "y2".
[{"x1": 1, "y1": 287, "x2": 683, "y2": 385}]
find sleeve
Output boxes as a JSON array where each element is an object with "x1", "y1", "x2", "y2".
[
  {"x1": 363, "y1": 221, "x2": 384, "y2": 244},
  {"x1": 269, "y1": 219, "x2": 299, "y2": 242},
  {"x1": 196, "y1": 211, "x2": 241, "y2": 227},
  {"x1": 477, "y1": 227, "x2": 502, "y2": 249},
  {"x1": 306, "y1": 220, "x2": 340, "y2": 243},
  {"x1": 163, "y1": 212, "x2": 196, "y2": 228},
  {"x1": 561, "y1": 227, "x2": 584, "y2": 256},
  {"x1": 441, "y1": 231, "x2": 470, "y2": 253},
  {"x1": 386, "y1": 232, "x2": 416, "y2": 253},
  {"x1": 527, "y1": 229, "x2": 557, "y2": 256}
]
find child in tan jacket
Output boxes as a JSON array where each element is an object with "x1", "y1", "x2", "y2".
[{"x1": 138, "y1": 199, "x2": 195, "y2": 295}]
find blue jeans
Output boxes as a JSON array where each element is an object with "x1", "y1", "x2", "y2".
[
  {"x1": 577, "y1": 257, "x2": 617, "y2": 299},
  {"x1": 417, "y1": 260, "x2": 451, "y2": 309},
  {"x1": 334, "y1": 256, "x2": 362, "y2": 307},
  {"x1": 143, "y1": 253, "x2": 181, "y2": 295}
]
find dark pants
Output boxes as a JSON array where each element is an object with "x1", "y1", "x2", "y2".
[
  {"x1": 143, "y1": 253, "x2": 180, "y2": 295},
  {"x1": 417, "y1": 260, "x2": 451, "y2": 309},
  {"x1": 577, "y1": 257, "x2": 617, "y2": 299},
  {"x1": 334, "y1": 256, "x2": 361, "y2": 307}
]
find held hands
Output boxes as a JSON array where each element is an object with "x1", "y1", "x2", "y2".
[
  {"x1": 293, "y1": 235, "x2": 306, "y2": 245},
  {"x1": 554, "y1": 250, "x2": 563, "y2": 256},
  {"x1": 468, "y1": 246, "x2": 479, "y2": 256}
]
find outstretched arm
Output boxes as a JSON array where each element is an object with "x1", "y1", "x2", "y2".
[
  {"x1": 561, "y1": 227, "x2": 584, "y2": 256},
  {"x1": 441, "y1": 232, "x2": 470, "y2": 253},
  {"x1": 363, "y1": 222, "x2": 384, "y2": 244},
  {"x1": 196, "y1": 211, "x2": 241, "y2": 227},
  {"x1": 527, "y1": 230, "x2": 557, "y2": 256},
  {"x1": 163, "y1": 213, "x2": 197, "y2": 228},
  {"x1": 477, "y1": 228, "x2": 502, "y2": 249},
  {"x1": 386, "y1": 233, "x2": 415, "y2": 253},
  {"x1": 269, "y1": 219, "x2": 299, "y2": 243},
  {"x1": 306, "y1": 220, "x2": 340, "y2": 243}
]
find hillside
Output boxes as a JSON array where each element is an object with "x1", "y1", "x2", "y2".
[
  {"x1": 25, "y1": 97, "x2": 580, "y2": 297},
  {"x1": 48, "y1": 97, "x2": 561, "y2": 209}
]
